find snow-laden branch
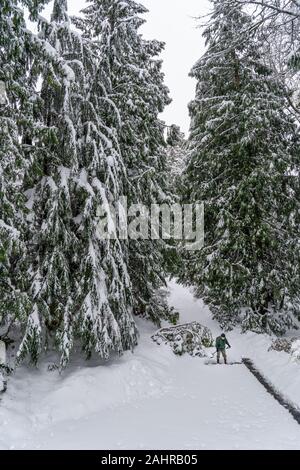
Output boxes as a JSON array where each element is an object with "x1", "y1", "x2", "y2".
[{"x1": 234, "y1": 0, "x2": 300, "y2": 18}]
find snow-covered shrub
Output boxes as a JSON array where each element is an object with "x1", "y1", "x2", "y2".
[
  {"x1": 291, "y1": 340, "x2": 300, "y2": 362},
  {"x1": 0, "y1": 340, "x2": 5, "y2": 362},
  {"x1": 152, "y1": 322, "x2": 213, "y2": 357},
  {"x1": 269, "y1": 337, "x2": 300, "y2": 362},
  {"x1": 0, "y1": 370, "x2": 5, "y2": 393},
  {"x1": 242, "y1": 309, "x2": 294, "y2": 336},
  {"x1": 268, "y1": 338, "x2": 294, "y2": 353}
]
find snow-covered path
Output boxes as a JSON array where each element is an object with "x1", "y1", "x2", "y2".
[{"x1": 1, "y1": 281, "x2": 300, "y2": 450}]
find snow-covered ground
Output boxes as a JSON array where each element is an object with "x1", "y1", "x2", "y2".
[
  {"x1": 169, "y1": 280, "x2": 300, "y2": 411},
  {"x1": 1, "y1": 281, "x2": 300, "y2": 450}
]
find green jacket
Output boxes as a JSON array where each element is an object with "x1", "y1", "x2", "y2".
[{"x1": 216, "y1": 336, "x2": 230, "y2": 350}]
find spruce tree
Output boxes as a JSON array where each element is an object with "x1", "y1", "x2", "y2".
[
  {"x1": 77, "y1": 0, "x2": 177, "y2": 326},
  {"x1": 18, "y1": 0, "x2": 81, "y2": 366},
  {"x1": 166, "y1": 124, "x2": 187, "y2": 190},
  {"x1": 0, "y1": 1, "x2": 48, "y2": 344},
  {"x1": 165, "y1": 125, "x2": 187, "y2": 277},
  {"x1": 72, "y1": 1, "x2": 139, "y2": 361},
  {"x1": 18, "y1": 0, "x2": 138, "y2": 367},
  {"x1": 182, "y1": 0, "x2": 300, "y2": 334}
]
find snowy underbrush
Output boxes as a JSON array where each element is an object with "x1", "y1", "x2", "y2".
[
  {"x1": 0, "y1": 370, "x2": 5, "y2": 393},
  {"x1": 269, "y1": 337, "x2": 300, "y2": 362},
  {"x1": 291, "y1": 339, "x2": 300, "y2": 362},
  {"x1": 151, "y1": 322, "x2": 213, "y2": 357}
]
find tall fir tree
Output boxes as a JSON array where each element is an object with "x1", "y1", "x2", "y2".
[
  {"x1": 18, "y1": 0, "x2": 138, "y2": 367},
  {"x1": 165, "y1": 125, "x2": 187, "y2": 277},
  {"x1": 18, "y1": 0, "x2": 81, "y2": 366},
  {"x1": 166, "y1": 124, "x2": 187, "y2": 191},
  {"x1": 181, "y1": 0, "x2": 300, "y2": 334},
  {"x1": 0, "y1": 1, "x2": 49, "y2": 343},
  {"x1": 76, "y1": 0, "x2": 178, "y2": 326},
  {"x1": 72, "y1": 0, "x2": 139, "y2": 362}
]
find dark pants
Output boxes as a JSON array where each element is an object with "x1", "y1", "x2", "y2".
[{"x1": 217, "y1": 349, "x2": 227, "y2": 364}]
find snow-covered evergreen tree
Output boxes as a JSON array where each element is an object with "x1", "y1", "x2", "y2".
[
  {"x1": 17, "y1": 0, "x2": 138, "y2": 367},
  {"x1": 166, "y1": 124, "x2": 187, "y2": 189},
  {"x1": 164, "y1": 125, "x2": 187, "y2": 276},
  {"x1": 181, "y1": 0, "x2": 300, "y2": 334},
  {"x1": 0, "y1": 1, "x2": 48, "y2": 346},
  {"x1": 76, "y1": 0, "x2": 177, "y2": 326},
  {"x1": 72, "y1": 1, "x2": 138, "y2": 362},
  {"x1": 17, "y1": 0, "x2": 81, "y2": 366}
]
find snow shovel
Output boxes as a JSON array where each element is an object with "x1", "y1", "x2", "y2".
[
  {"x1": 209, "y1": 345, "x2": 231, "y2": 359},
  {"x1": 205, "y1": 347, "x2": 241, "y2": 365},
  {"x1": 204, "y1": 350, "x2": 217, "y2": 365}
]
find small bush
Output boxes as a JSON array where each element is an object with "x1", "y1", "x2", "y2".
[
  {"x1": 291, "y1": 340, "x2": 300, "y2": 362},
  {"x1": 152, "y1": 322, "x2": 213, "y2": 357},
  {"x1": 268, "y1": 338, "x2": 294, "y2": 353},
  {"x1": 269, "y1": 337, "x2": 300, "y2": 363}
]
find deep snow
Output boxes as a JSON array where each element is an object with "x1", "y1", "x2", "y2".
[{"x1": 0, "y1": 280, "x2": 300, "y2": 450}]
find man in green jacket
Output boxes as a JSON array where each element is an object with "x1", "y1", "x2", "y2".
[{"x1": 216, "y1": 333, "x2": 231, "y2": 364}]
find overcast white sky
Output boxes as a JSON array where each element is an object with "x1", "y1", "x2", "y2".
[{"x1": 41, "y1": 0, "x2": 211, "y2": 135}]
